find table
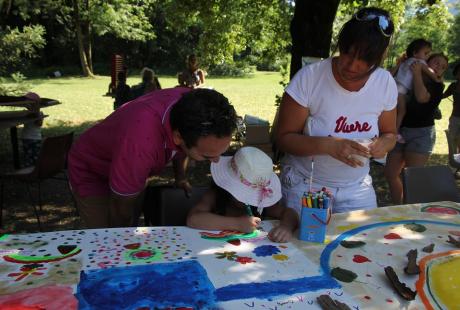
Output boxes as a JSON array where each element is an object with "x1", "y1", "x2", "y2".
[
  {"x1": 0, "y1": 98, "x2": 60, "y2": 169},
  {"x1": 1, "y1": 202, "x2": 460, "y2": 309}
]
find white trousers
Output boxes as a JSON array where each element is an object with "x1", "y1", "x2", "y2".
[{"x1": 280, "y1": 166, "x2": 377, "y2": 215}]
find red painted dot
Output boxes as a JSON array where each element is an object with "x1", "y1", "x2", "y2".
[
  {"x1": 384, "y1": 233, "x2": 402, "y2": 239},
  {"x1": 353, "y1": 254, "x2": 371, "y2": 263},
  {"x1": 364, "y1": 296, "x2": 371, "y2": 300},
  {"x1": 386, "y1": 299, "x2": 393, "y2": 303}
]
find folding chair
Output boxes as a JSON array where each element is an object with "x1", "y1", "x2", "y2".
[
  {"x1": 0, "y1": 132, "x2": 74, "y2": 230},
  {"x1": 402, "y1": 165, "x2": 460, "y2": 204},
  {"x1": 143, "y1": 185, "x2": 208, "y2": 226},
  {"x1": 445, "y1": 130, "x2": 460, "y2": 174}
]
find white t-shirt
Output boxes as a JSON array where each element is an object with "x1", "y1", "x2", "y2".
[
  {"x1": 394, "y1": 57, "x2": 426, "y2": 93},
  {"x1": 282, "y1": 57, "x2": 397, "y2": 187}
]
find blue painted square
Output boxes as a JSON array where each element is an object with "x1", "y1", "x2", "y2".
[{"x1": 76, "y1": 260, "x2": 216, "y2": 309}]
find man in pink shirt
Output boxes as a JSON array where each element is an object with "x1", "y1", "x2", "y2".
[{"x1": 68, "y1": 87, "x2": 237, "y2": 228}]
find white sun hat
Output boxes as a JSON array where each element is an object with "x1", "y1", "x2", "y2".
[{"x1": 211, "y1": 146, "x2": 281, "y2": 208}]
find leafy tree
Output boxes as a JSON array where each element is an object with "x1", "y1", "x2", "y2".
[
  {"x1": 160, "y1": 0, "x2": 293, "y2": 70},
  {"x1": 290, "y1": 0, "x2": 407, "y2": 77},
  {"x1": 1, "y1": 0, "x2": 155, "y2": 77},
  {"x1": 448, "y1": 2, "x2": 460, "y2": 64},
  {"x1": 70, "y1": 0, "x2": 155, "y2": 77},
  {"x1": 0, "y1": 25, "x2": 46, "y2": 75},
  {"x1": 389, "y1": 0, "x2": 453, "y2": 64}
]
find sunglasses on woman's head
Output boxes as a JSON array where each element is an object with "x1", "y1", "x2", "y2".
[{"x1": 354, "y1": 8, "x2": 393, "y2": 37}]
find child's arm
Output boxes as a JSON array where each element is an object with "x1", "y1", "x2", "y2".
[
  {"x1": 186, "y1": 189, "x2": 260, "y2": 233},
  {"x1": 421, "y1": 63, "x2": 442, "y2": 82},
  {"x1": 264, "y1": 203, "x2": 299, "y2": 243},
  {"x1": 442, "y1": 83, "x2": 455, "y2": 99}
]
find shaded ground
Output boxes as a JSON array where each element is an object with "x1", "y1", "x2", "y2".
[{"x1": 0, "y1": 129, "x2": 457, "y2": 234}]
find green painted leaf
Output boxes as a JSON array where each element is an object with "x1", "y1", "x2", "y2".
[
  {"x1": 404, "y1": 223, "x2": 427, "y2": 233},
  {"x1": 340, "y1": 240, "x2": 366, "y2": 248},
  {"x1": 331, "y1": 267, "x2": 357, "y2": 283}
]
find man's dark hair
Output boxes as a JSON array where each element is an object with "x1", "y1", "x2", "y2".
[
  {"x1": 337, "y1": 7, "x2": 393, "y2": 67},
  {"x1": 406, "y1": 39, "x2": 432, "y2": 58},
  {"x1": 170, "y1": 89, "x2": 237, "y2": 148}
]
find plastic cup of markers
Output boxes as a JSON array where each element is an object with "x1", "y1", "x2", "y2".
[
  {"x1": 299, "y1": 189, "x2": 333, "y2": 243},
  {"x1": 351, "y1": 138, "x2": 372, "y2": 164}
]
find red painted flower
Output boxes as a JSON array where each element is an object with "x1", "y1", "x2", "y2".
[
  {"x1": 235, "y1": 256, "x2": 256, "y2": 264},
  {"x1": 7, "y1": 263, "x2": 46, "y2": 281}
]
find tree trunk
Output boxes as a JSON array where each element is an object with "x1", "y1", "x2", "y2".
[
  {"x1": 83, "y1": 0, "x2": 93, "y2": 73},
  {"x1": 290, "y1": 0, "x2": 341, "y2": 79},
  {"x1": 83, "y1": 21, "x2": 93, "y2": 73},
  {"x1": 72, "y1": 0, "x2": 94, "y2": 77}
]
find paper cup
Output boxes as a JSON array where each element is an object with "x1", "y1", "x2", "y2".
[{"x1": 351, "y1": 138, "x2": 372, "y2": 164}]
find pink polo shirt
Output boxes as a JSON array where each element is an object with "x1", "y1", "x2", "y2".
[{"x1": 68, "y1": 87, "x2": 191, "y2": 197}]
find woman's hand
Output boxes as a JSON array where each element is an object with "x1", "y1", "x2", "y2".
[
  {"x1": 327, "y1": 138, "x2": 371, "y2": 167},
  {"x1": 410, "y1": 61, "x2": 423, "y2": 76},
  {"x1": 369, "y1": 134, "x2": 395, "y2": 159},
  {"x1": 238, "y1": 216, "x2": 261, "y2": 233},
  {"x1": 268, "y1": 225, "x2": 293, "y2": 243}
]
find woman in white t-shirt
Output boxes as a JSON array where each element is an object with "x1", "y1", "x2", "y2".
[{"x1": 276, "y1": 7, "x2": 398, "y2": 214}]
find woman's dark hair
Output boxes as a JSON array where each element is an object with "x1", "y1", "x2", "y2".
[
  {"x1": 337, "y1": 7, "x2": 393, "y2": 67},
  {"x1": 406, "y1": 39, "x2": 432, "y2": 58},
  {"x1": 170, "y1": 89, "x2": 237, "y2": 148},
  {"x1": 427, "y1": 53, "x2": 449, "y2": 65}
]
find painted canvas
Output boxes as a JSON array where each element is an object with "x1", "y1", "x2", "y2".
[{"x1": 1, "y1": 201, "x2": 460, "y2": 309}]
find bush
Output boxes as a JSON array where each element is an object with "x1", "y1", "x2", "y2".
[
  {"x1": 0, "y1": 25, "x2": 46, "y2": 76},
  {"x1": 0, "y1": 72, "x2": 30, "y2": 96},
  {"x1": 208, "y1": 62, "x2": 255, "y2": 77}
]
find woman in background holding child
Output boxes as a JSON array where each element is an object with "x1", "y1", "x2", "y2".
[
  {"x1": 385, "y1": 53, "x2": 448, "y2": 204},
  {"x1": 393, "y1": 39, "x2": 441, "y2": 142},
  {"x1": 187, "y1": 147, "x2": 298, "y2": 243},
  {"x1": 444, "y1": 63, "x2": 460, "y2": 152}
]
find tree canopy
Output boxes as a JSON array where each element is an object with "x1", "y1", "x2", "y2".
[{"x1": 0, "y1": 0, "x2": 456, "y2": 77}]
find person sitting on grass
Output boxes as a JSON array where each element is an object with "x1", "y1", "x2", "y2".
[
  {"x1": 114, "y1": 71, "x2": 131, "y2": 110},
  {"x1": 187, "y1": 146, "x2": 299, "y2": 243},
  {"x1": 178, "y1": 54, "x2": 206, "y2": 88},
  {"x1": 130, "y1": 67, "x2": 161, "y2": 100}
]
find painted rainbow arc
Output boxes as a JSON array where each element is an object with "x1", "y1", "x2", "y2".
[{"x1": 3, "y1": 248, "x2": 82, "y2": 263}]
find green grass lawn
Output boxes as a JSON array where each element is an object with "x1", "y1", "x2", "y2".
[
  {"x1": 21, "y1": 71, "x2": 453, "y2": 157},
  {"x1": 1, "y1": 71, "x2": 454, "y2": 161},
  {"x1": 19, "y1": 71, "x2": 283, "y2": 133}
]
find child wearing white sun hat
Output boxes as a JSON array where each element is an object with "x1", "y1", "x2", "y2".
[{"x1": 187, "y1": 146, "x2": 298, "y2": 243}]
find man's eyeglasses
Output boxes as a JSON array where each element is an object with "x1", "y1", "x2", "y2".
[{"x1": 354, "y1": 9, "x2": 393, "y2": 37}]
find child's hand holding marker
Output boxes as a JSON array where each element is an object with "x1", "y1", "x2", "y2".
[{"x1": 238, "y1": 215, "x2": 261, "y2": 233}]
